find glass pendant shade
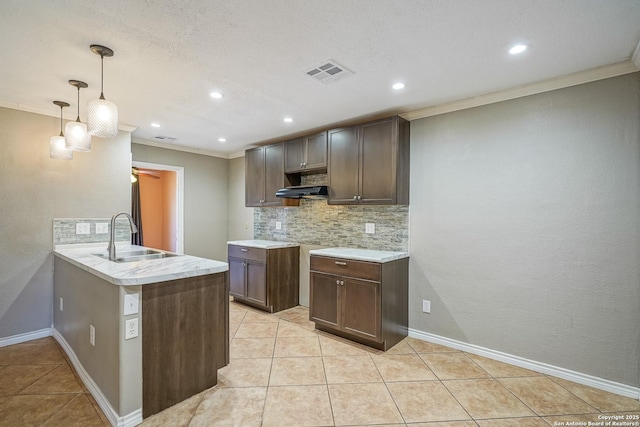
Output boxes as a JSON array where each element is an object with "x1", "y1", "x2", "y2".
[
  {"x1": 65, "y1": 120, "x2": 91, "y2": 151},
  {"x1": 87, "y1": 97, "x2": 118, "y2": 137},
  {"x1": 50, "y1": 135, "x2": 73, "y2": 160}
]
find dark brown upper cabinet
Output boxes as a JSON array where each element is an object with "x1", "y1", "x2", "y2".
[
  {"x1": 245, "y1": 142, "x2": 298, "y2": 207},
  {"x1": 284, "y1": 131, "x2": 327, "y2": 174},
  {"x1": 328, "y1": 116, "x2": 410, "y2": 205}
]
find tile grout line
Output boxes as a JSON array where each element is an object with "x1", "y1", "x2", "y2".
[
  {"x1": 319, "y1": 340, "x2": 337, "y2": 427},
  {"x1": 370, "y1": 351, "x2": 408, "y2": 425}
]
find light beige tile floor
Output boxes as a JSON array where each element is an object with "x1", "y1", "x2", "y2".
[
  {"x1": 2, "y1": 302, "x2": 639, "y2": 426},
  {"x1": 0, "y1": 337, "x2": 109, "y2": 426}
]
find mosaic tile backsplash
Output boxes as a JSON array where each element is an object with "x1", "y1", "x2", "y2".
[
  {"x1": 254, "y1": 174, "x2": 409, "y2": 251},
  {"x1": 53, "y1": 218, "x2": 134, "y2": 246}
]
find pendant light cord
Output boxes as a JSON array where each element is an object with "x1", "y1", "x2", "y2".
[
  {"x1": 59, "y1": 105, "x2": 64, "y2": 137},
  {"x1": 75, "y1": 86, "x2": 81, "y2": 122},
  {"x1": 99, "y1": 54, "x2": 105, "y2": 100}
]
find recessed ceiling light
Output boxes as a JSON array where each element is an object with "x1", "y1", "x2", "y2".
[
  {"x1": 151, "y1": 123, "x2": 160, "y2": 128},
  {"x1": 509, "y1": 44, "x2": 527, "y2": 55},
  {"x1": 283, "y1": 117, "x2": 293, "y2": 123},
  {"x1": 210, "y1": 91, "x2": 224, "y2": 99},
  {"x1": 392, "y1": 82, "x2": 405, "y2": 90},
  {"x1": 218, "y1": 137, "x2": 226, "y2": 143}
]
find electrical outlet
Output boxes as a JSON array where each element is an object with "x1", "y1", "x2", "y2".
[
  {"x1": 125, "y1": 318, "x2": 139, "y2": 340},
  {"x1": 365, "y1": 223, "x2": 375, "y2": 234},
  {"x1": 123, "y1": 293, "x2": 139, "y2": 315},
  {"x1": 422, "y1": 300, "x2": 431, "y2": 313},
  {"x1": 59, "y1": 297, "x2": 63, "y2": 311},
  {"x1": 90, "y1": 325, "x2": 95, "y2": 346},
  {"x1": 96, "y1": 223, "x2": 109, "y2": 234},
  {"x1": 245, "y1": 222, "x2": 249, "y2": 230},
  {"x1": 275, "y1": 221, "x2": 282, "y2": 230},
  {"x1": 76, "y1": 223, "x2": 90, "y2": 235}
]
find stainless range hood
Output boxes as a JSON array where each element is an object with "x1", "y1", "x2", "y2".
[{"x1": 276, "y1": 185, "x2": 328, "y2": 199}]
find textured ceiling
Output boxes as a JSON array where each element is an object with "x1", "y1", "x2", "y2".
[{"x1": 1, "y1": 0, "x2": 639, "y2": 156}]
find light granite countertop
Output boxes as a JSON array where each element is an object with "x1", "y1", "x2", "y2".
[
  {"x1": 309, "y1": 247, "x2": 409, "y2": 263},
  {"x1": 54, "y1": 243, "x2": 228, "y2": 286},
  {"x1": 227, "y1": 239, "x2": 300, "y2": 249}
]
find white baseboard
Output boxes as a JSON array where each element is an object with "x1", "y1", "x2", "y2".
[
  {"x1": 0, "y1": 328, "x2": 52, "y2": 347},
  {"x1": 53, "y1": 329, "x2": 143, "y2": 427},
  {"x1": 409, "y1": 328, "x2": 640, "y2": 401}
]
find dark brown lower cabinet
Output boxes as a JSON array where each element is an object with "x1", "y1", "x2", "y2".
[
  {"x1": 228, "y1": 244, "x2": 299, "y2": 313},
  {"x1": 142, "y1": 272, "x2": 229, "y2": 418},
  {"x1": 310, "y1": 255, "x2": 408, "y2": 351}
]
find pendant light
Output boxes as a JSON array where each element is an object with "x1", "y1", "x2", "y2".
[
  {"x1": 87, "y1": 44, "x2": 118, "y2": 138},
  {"x1": 50, "y1": 101, "x2": 73, "y2": 160},
  {"x1": 65, "y1": 80, "x2": 91, "y2": 151}
]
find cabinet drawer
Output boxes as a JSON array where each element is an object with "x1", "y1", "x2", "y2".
[
  {"x1": 228, "y1": 245, "x2": 267, "y2": 262},
  {"x1": 310, "y1": 256, "x2": 381, "y2": 281}
]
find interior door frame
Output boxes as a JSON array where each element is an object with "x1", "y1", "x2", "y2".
[{"x1": 132, "y1": 160, "x2": 185, "y2": 254}]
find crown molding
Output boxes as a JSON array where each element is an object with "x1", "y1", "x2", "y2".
[
  {"x1": 131, "y1": 137, "x2": 230, "y2": 159},
  {"x1": 0, "y1": 99, "x2": 136, "y2": 132},
  {"x1": 401, "y1": 61, "x2": 640, "y2": 121}
]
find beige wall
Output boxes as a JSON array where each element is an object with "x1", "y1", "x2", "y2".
[
  {"x1": 409, "y1": 73, "x2": 640, "y2": 387},
  {"x1": 227, "y1": 156, "x2": 253, "y2": 241},
  {"x1": 131, "y1": 144, "x2": 229, "y2": 261},
  {"x1": 0, "y1": 107, "x2": 130, "y2": 339}
]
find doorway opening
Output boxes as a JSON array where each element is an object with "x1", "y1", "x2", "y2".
[{"x1": 132, "y1": 161, "x2": 185, "y2": 254}]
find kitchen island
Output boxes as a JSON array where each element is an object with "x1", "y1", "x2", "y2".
[{"x1": 53, "y1": 243, "x2": 229, "y2": 426}]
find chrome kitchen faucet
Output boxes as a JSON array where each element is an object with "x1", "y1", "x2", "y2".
[{"x1": 107, "y1": 212, "x2": 138, "y2": 261}]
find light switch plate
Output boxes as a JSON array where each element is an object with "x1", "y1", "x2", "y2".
[
  {"x1": 96, "y1": 223, "x2": 109, "y2": 234},
  {"x1": 124, "y1": 293, "x2": 139, "y2": 315},
  {"x1": 76, "y1": 223, "x2": 90, "y2": 234},
  {"x1": 90, "y1": 325, "x2": 95, "y2": 346},
  {"x1": 365, "y1": 223, "x2": 375, "y2": 234}
]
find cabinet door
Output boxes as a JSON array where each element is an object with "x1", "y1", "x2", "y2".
[
  {"x1": 245, "y1": 147, "x2": 265, "y2": 207},
  {"x1": 284, "y1": 138, "x2": 304, "y2": 173},
  {"x1": 309, "y1": 272, "x2": 340, "y2": 329},
  {"x1": 360, "y1": 118, "x2": 395, "y2": 204},
  {"x1": 342, "y1": 277, "x2": 382, "y2": 342},
  {"x1": 263, "y1": 143, "x2": 285, "y2": 206},
  {"x1": 228, "y1": 257, "x2": 246, "y2": 298},
  {"x1": 327, "y1": 127, "x2": 360, "y2": 204},
  {"x1": 304, "y1": 132, "x2": 327, "y2": 171},
  {"x1": 245, "y1": 261, "x2": 267, "y2": 306}
]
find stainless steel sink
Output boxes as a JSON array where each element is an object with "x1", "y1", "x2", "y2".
[{"x1": 93, "y1": 249, "x2": 181, "y2": 263}]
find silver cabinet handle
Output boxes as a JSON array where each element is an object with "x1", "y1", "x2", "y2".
[
  {"x1": 303, "y1": 162, "x2": 306, "y2": 167},
  {"x1": 240, "y1": 248, "x2": 248, "y2": 252},
  {"x1": 334, "y1": 261, "x2": 347, "y2": 266},
  {"x1": 300, "y1": 162, "x2": 303, "y2": 167},
  {"x1": 336, "y1": 279, "x2": 340, "y2": 285},
  {"x1": 340, "y1": 280, "x2": 344, "y2": 286},
  {"x1": 357, "y1": 195, "x2": 362, "y2": 200},
  {"x1": 353, "y1": 195, "x2": 357, "y2": 200}
]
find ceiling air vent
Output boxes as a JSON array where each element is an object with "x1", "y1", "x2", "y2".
[
  {"x1": 153, "y1": 136, "x2": 178, "y2": 142},
  {"x1": 304, "y1": 60, "x2": 353, "y2": 84}
]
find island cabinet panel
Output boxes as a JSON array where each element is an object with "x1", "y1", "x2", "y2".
[
  {"x1": 246, "y1": 142, "x2": 299, "y2": 207},
  {"x1": 309, "y1": 255, "x2": 408, "y2": 351},
  {"x1": 228, "y1": 244, "x2": 299, "y2": 313},
  {"x1": 328, "y1": 115, "x2": 410, "y2": 205},
  {"x1": 142, "y1": 272, "x2": 229, "y2": 418},
  {"x1": 284, "y1": 131, "x2": 328, "y2": 174}
]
